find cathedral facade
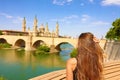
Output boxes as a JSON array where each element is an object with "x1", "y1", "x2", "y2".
[{"x1": 22, "y1": 16, "x2": 59, "y2": 37}]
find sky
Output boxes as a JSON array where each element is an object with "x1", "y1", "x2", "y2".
[{"x1": 0, "y1": 0, "x2": 120, "y2": 39}]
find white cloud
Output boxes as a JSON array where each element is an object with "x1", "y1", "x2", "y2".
[
  {"x1": 16, "y1": 16, "x2": 23, "y2": 21},
  {"x1": 80, "y1": 14, "x2": 110, "y2": 27},
  {"x1": 80, "y1": 3, "x2": 85, "y2": 6},
  {"x1": 64, "y1": 15, "x2": 79, "y2": 19},
  {"x1": 91, "y1": 21, "x2": 109, "y2": 26},
  {"x1": 51, "y1": 15, "x2": 79, "y2": 23},
  {"x1": 81, "y1": 14, "x2": 90, "y2": 22},
  {"x1": 89, "y1": 0, "x2": 94, "y2": 3},
  {"x1": 0, "y1": 13, "x2": 13, "y2": 19},
  {"x1": 102, "y1": 0, "x2": 120, "y2": 6},
  {"x1": 0, "y1": 12, "x2": 23, "y2": 24},
  {"x1": 12, "y1": 16, "x2": 23, "y2": 24},
  {"x1": 53, "y1": 0, "x2": 73, "y2": 5}
]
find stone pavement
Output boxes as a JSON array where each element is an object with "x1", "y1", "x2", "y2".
[{"x1": 29, "y1": 60, "x2": 120, "y2": 80}]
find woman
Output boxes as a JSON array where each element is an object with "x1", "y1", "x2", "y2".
[{"x1": 66, "y1": 32, "x2": 103, "y2": 80}]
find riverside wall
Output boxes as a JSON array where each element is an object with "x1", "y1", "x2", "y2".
[{"x1": 104, "y1": 41, "x2": 120, "y2": 61}]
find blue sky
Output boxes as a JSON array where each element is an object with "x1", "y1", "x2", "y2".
[{"x1": 0, "y1": 0, "x2": 120, "y2": 38}]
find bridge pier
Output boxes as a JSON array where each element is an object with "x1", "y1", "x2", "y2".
[
  {"x1": 50, "y1": 45, "x2": 59, "y2": 53},
  {"x1": 0, "y1": 35, "x2": 78, "y2": 51},
  {"x1": 25, "y1": 36, "x2": 33, "y2": 51}
]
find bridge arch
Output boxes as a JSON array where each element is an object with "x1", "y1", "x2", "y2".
[
  {"x1": 0, "y1": 35, "x2": 78, "y2": 51},
  {"x1": 32, "y1": 40, "x2": 46, "y2": 49},
  {"x1": 0, "y1": 38, "x2": 7, "y2": 43},
  {"x1": 55, "y1": 42, "x2": 74, "y2": 51},
  {"x1": 14, "y1": 39, "x2": 25, "y2": 48}
]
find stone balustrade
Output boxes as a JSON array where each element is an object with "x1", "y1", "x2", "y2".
[{"x1": 29, "y1": 60, "x2": 120, "y2": 80}]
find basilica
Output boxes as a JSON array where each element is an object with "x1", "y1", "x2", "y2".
[{"x1": 22, "y1": 16, "x2": 59, "y2": 37}]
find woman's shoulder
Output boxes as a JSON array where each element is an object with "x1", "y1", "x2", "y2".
[
  {"x1": 67, "y1": 58, "x2": 77, "y2": 65},
  {"x1": 67, "y1": 58, "x2": 77, "y2": 71}
]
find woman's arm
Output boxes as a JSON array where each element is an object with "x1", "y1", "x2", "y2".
[{"x1": 66, "y1": 58, "x2": 77, "y2": 80}]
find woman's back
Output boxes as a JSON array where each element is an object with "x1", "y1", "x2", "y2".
[{"x1": 66, "y1": 32, "x2": 103, "y2": 80}]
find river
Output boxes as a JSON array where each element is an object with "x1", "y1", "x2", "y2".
[{"x1": 0, "y1": 44, "x2": 73, "y2": 80}]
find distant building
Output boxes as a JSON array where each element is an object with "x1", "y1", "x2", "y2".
[
  {"x1": 0, "y1": 16, "x2": 60, "y2": 37},
  {"x1": 23, "y1": 16, "x2": 59, "y2": 37},
  {"x1": 0, "y1": 30, "x2": 28, "y2": 36}
]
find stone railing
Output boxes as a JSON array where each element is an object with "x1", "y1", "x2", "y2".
[{"x1": 29, "y1": 60, "x2": 120, "y2": 80}]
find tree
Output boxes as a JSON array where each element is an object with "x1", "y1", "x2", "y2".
[
  {"x1": 70, "y1": 48, "x2": 77, "y2": 57},
  {"x1": 0, "y1": 31, "x2": 3, "y2": 35},
  {"x1": 37, "y1": 45, "x2": 50, "y2": 52},
  {"x1": 106, "y1": 18, "x2": 120, "y2": 40}
]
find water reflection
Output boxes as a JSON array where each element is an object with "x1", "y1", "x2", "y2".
[
  {"x1": 59, "y1": 43, "x2": 73, "y2": 61},
  {"x1": 0, "y1": 49, "x2": 69, "y2": 80}
]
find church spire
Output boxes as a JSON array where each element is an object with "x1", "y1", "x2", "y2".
[
  {"x1": 55, "y1": 21, "x2": 59, "y2": 37},
  {"x1": 33, "y1": 16, "x2": 38, "y2": 32},
  {"x1": 45, "y1": 22, "x2": 49, "y2": 33},
  {"x1": 22, "y1": 17, "x2": 26, "y2": 32}
]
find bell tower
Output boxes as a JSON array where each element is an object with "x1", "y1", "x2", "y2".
[
  {"x1": 33, "y1": 16, "x2": 38, "y2": 32},
  {"x1": 55, "y1": 21, "x2": 59, "y2": 37},
  {"x1": 22, "y1": 17, "x2": 26, "y2": 32},
  {"x1": 45, "y1": 23, "x2": 49, "y2": 33},
  {"x1": 33, "y1": 16, "x2": 38, "y2": 36}
]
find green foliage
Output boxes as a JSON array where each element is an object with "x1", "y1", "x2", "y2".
[
  {"x1": 106, "y1": 18, "x2": 120, "y2": 41},
  {"x1": 35, "y1": 50, "x2": 49, "y2": 55},
  {"x1": 70, "y1": 48, "x2": 77, "y2": 58},
  {"x1": 37, "y1": 45, "x2": 50, "y2": 52},
  {"x1": 0, "y1": 31, "x2": 3, "y2": 35},
  {"x1": 36, "y1": 45, "x2": 50, "y2": 54},
  {"x1": 0, "y1": 43, "x2": 11, "y2": 48},
  {"x1": 106, "y1": 27, "x2": 115, "y2": 40},
  {"x1": 0, "y1": 76, "x2": 6, "y2": 80}
]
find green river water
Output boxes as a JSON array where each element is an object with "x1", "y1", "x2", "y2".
[{"x1": 0, "y1": 48, "x2": 72, "y2": 80}]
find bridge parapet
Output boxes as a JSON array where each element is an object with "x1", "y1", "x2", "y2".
[
  {"x1": 0, "y1": 35, "x2": 78, "y2": 50},
  {"x1": 0, "y1": 35, "x2": 106, "y2": 51}
]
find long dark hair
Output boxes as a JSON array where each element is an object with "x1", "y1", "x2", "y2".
[{"x1": 75, "y1": 32, "x2": 103, "y2": 80}]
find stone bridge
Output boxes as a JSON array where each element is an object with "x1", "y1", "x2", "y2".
[
  {"x1": 0, "y1": 35, "x2": 106, "y2": 51},
  {"x1": 0, "y1": 35, "x2": 77, "y2": 51}
]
